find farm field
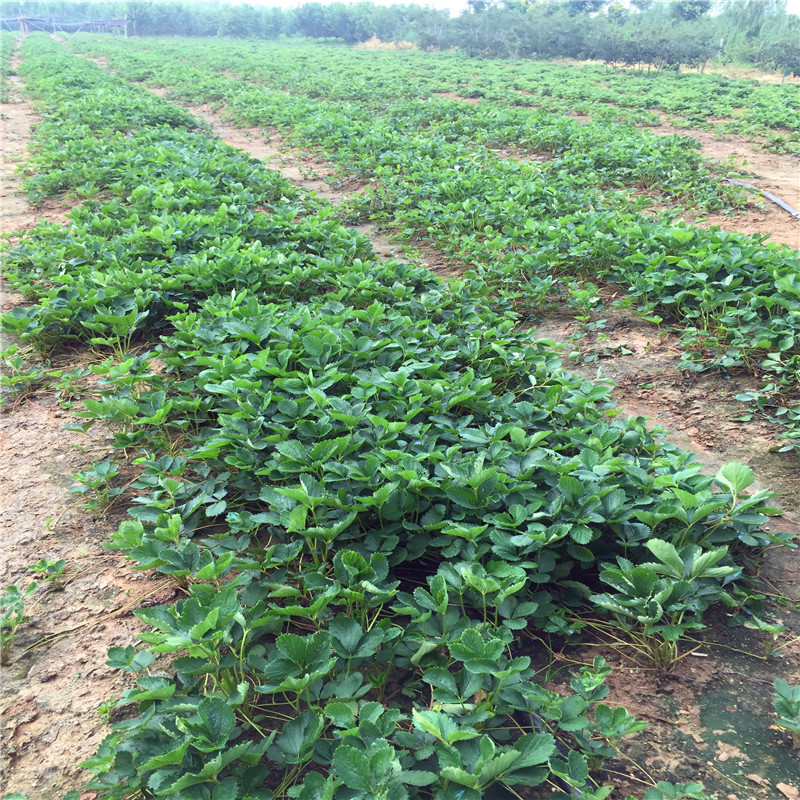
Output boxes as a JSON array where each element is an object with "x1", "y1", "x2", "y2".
[{"x1": 1, "y1": 32, "x2": 800, "y2": 800}]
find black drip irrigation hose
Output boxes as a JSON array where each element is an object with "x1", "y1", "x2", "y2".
[{"x1": 724, "y1": 178, "x2": 800, "y2": 219}]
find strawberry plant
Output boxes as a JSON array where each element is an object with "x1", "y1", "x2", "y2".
[
  {"x1": 589, "y1": 536, "x2": 739, "y2": 671},
  {"x1": 773, "y1": 679, "x2": 800, "y2": 747},
  {"x1": 0, "y1": 29, "x2": 16, "y2": 101},
  {"x1": 0, "y1": 582, "x2": 37, "y2": 664},
  {"x1": 28, "y1": 558, "x2": 66, "y2": 589},
  {"x1": 69, "y1": 459, "x2": 123, "y2": 513},
  {"x1": 3, "y1": 34, "x2": 793, "y2": 800},
  {"x1": 0, "y1": 345, "x2": 46, "y2": 406},
  {"x1": 72, "y1": 35, "x2": 800, "y2": 444}
]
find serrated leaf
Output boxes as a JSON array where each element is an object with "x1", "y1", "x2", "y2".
[
  {"x1": 274, "y1": 710, "x2": 324, "y2": 764},
  {"x1": 440, "y1": 767, "x2": 478, "y2": 787},
  {"x1": 287, "y1": 504, "x2": 308, "y2": 532},
  {"x1": 198, "y1": 696, "x2": 236, "y2": 745},
  {"x1": 276, "y1": 439, "x2": 310, "y2": 462},
  {"x1": 478, "y1": 748, "x2": 521, "y2": 782},
  {"x1": 410, "y1": 640, "x2": 440, "y2": 667},
  {"x1": 139, "y1": 738, "x2": 191, "y2": 770},
  {"x1": 513, "y1": 731, "x2": 556, "y2": 767},
  {"x1": 400, "y1": 769, "x2": 437, "y2": 786},
  {"x1": 688, "y1": 546, "x2": 733, "y2": 580},
  {"x1": 332, "y1": 743, "x2": 372, "y2": 791},
  {"x1": 412, "y1": 708, "x2": 445, "y2": 739},
  {"x1": 325, "y1": 700, "x2": 356, "y2": 728}
]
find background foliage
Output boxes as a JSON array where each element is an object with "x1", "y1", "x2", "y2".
[{"x1": 1, "y1": 0, "x2": 799, "y2": 75}]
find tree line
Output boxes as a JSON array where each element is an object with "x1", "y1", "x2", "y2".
[{"x1": 1, "y1": 0, "x2": 798, "y2": 76}]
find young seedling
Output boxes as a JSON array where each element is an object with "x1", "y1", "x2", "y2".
[
  {"x1": 27, "y1": 558, "x2": 66, "y2": 590},
  {"x1": 69, "y1": 459, "x2": 122, "y2": 513},
  {"x1": 0, "y1": 582, "x2": 37, "y2": 664},
  {"x1": 773, "y1": 679, "x2": 800, "y2": 748},
  {"x1": 0, "y1": 344, "x2": 45, "y2": 408},
  {"x1": 743, "y1": 615, "x2": 788, "y2": 658}
]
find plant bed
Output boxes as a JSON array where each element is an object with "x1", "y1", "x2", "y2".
[{"x1": 2, "y1": 35, "x2": 799, "y2": 800}]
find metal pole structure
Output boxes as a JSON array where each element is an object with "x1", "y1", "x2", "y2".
[{"x1": 65, "y1": 20, "x2": 89, "y2": 41}]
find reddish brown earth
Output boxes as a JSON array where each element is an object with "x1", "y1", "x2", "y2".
[
  {"x1": 1, "y1": 50, "x2": 799, "y2": 799},
  {"x1": 645, "y1": 123, "x2": 800, "y2": 251}
]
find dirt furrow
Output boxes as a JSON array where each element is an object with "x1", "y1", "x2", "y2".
[
  {"x1": 533, "y1": 311, "x2": 800, "y2": 529},
  {"x1": 148, "y1": 88, "x2": 460, "y2": 274},
  {"x1": 1, "y1": 52, "x2": 153, "y2": 799},
  {"x1": 645, "y1": 121, "x2": 800, "y2": 250},
  {"x1": 433, "y1": 89, "x2": 800, "y2": 249},
  {"x1": 1, "y1": 67, "x2": 74, "y2": 238}
]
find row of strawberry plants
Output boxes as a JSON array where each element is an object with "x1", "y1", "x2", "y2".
[
  {"x1": 73, "y1": 37, "x2": 799, "y2": 152},
  {"x1": 0, "y1": 30, "x2": 16, "y2": 100},
  {"x1": 4, "y1": 35, "x2": 790, "y2": 800},
  {"x1": 73, "y1": 36, "x2": 800, "y2": 448},
  {"x1": 1, "y1": 39, "x2": 433, "y2": 362},
  {"x1": 72, "y1": 36, "x2": 747, "y2": 213}
]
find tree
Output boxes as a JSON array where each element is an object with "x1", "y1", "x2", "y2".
[
  {"x1": 324, "y1": 3, "x2": 360, "y2": 43},
  {"x1": 406, "y1": 5, "x2": 450, "y2": 49},
  {"x1": 669, "y1": 0, "x2": 711, "y2": 22},
  {"x1": 370, "y1": 5, "x2": 406, "y2": 42},
  {"x1": 585, "y1": 17, "x2": 634, "y2": 63},
  {"x1": 218, "y1": 4, "x2": 257, "y2": 38},
  {"x1": 258, "y1": 8, "x2": 284, "y2": 39},
  {"x1": 718, "y1": 0, "x2": 786, "y2": 39},
  {"x1": 293, "y1": 2, "x2": 331, "y2": 38},
  {"x1": 567, "y1": 0, "x2": 607, "y2": 15},
  {"x1": 754, "y1": 11, "x2": 800, "y2": 80},
  {"x1": 606, "y1": 2, "x2": 628, "y2": 24}
]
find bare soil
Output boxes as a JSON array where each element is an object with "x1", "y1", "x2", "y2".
[
  {"x1": 1, "y1": 70, "x2": 172, "y2": 798},
  {"x1": 433, "y1": 87, "x2": 800, "y2": 249},
  {"x1": 0, "y1": 396, "x2": 174, "y2": 797},
  {"x1": 641, "y1": 121, "x2": 800, "y2": 251},
  {"x1": 432, "y1": 90, "x2": 482, "y2": 105},
  {"x1": 1, "y1": 53, "x2": 799, "y2": 799},
  {"x1": 1, "y1": 76, "x2": 78, "y2": 236}
]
